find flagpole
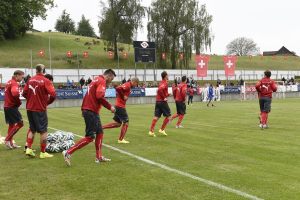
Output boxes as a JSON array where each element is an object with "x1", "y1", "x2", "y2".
[
  {"x1": 30, "y1": 50, "x2": 33, "y2": 76},
  {"x1": 77, "y1": 52, "x2": 80, "y2": 82},
  {"x1": 49, "y1": 35, "x2": 52, "y2": 75}
]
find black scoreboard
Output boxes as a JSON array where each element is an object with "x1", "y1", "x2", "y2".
[{"x1": 133, "y1": 41, "x2": 156, "y2": 63}]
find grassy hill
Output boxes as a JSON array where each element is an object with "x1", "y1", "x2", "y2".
[{"x1": 0, "y1": 32, "x2": 300, "y2": 70}]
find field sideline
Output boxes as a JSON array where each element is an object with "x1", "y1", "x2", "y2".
[{"x1": 1, "y1": 99, "x2": 300, "y2": 200}]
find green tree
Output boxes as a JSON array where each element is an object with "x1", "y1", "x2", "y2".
[
  {"x1": 148, "y1": 0, "x2": 213, "y2": 69},
  {"x1": 76, "y1": 15, "x2": 95, "y2": 37},
  {"x1": 55, "y1": 10, "x2": 75, "y2": 34},
  {"x1": 226, "y1": 37, "x2": 260, "y2": 56},
  {"x1": 0, "y1": 0, "x2": 54, "y2": 40},
  {"x1": 99, "y1": 0, "x2": 145, "y2": 60}
]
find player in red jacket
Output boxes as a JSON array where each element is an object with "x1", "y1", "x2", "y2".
[
  {"x1": 62, "y1": 69, "x2": 116, "y2": 166},
  {"x1": 23, "y1": 64, "x2": 56, "y2": 159},
  {"x1": 3, "y1": 70, "x2": 24, "y2": 149},
  {"x1": 171, "y1": 76, "x2": 187, "y2": 128},
  {"x1": 255, "y1": 70, "x2": 277, "y2": 129},
  {"x1": 149, "y1": 71, "x2": 171, "y2": 137},
  {"x1": 102, "y1": 78, "x2": 139, "y2": 144},
  {"x1": 187, "y1": 85, "x2": 194, "y2": 105},
  {"x1": 172, "y1": 79, "x2": 178, "y2": 101}
]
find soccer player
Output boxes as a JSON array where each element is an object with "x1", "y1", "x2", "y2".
[
  {"x1": 3, "y1": 70, "x2": 25, "y2": 149},
  {"x1": 255, "y1": 70, "x2": 277, "y2": 129},
  {"x1": 171, "y1": 76, "x2": 187, "y2": 128},
  {"x1": 102, "y1": 77, "x2": 139, "y2": 144},
  {"x1": 62, "y1": 69, "x2": 116, "y2": 166},
  {"x1": 187, "y1": 85, "x2": 194, "y2": 106},
  {"x1": 24, "y1": 74, "x2": 53, "y2": 152},
  {"x1": 172, "y1": 79, "x2": 178, "y2": 101},
  {"x1": 149, "y1": 71, "x2": 171, "y2": 137},
  {"x1": 207, "y1": 84, "x2": 215, "y2": 107},
  {"x1": 23, "y1": 64, "x2": 56, "y2": 159}
]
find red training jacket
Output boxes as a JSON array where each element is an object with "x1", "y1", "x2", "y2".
[
  {"x1": 188, "y1": 87, "x2": 194, "y2": 96},
  {"x1": 82, "y1": 75, "x2": 112, "y2": 114},
  {"x1": 23, "y1": 73, "x2": 56, "y2": 112},
  {"x1": 156, "y1": 80, "x2": 169, "y2": 102},
  {"x1": 172, "y1": 83, "x2": 178, "y2": 100},
  {"x1": 255, "y1": 77, "x2": 277, "y2": 98},
  {"x1": 4, "y1": 77, "x2": 21, "y2": 108},
  {"x1": 175, "y1": 82, "x2": 187, "y2": 102},
  {"x1": 115, "y1": 81, "x2": 132, "y2": 108}
]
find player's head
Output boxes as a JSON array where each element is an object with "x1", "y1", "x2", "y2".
[
  {"x1": 264, "y1": 70, "x2": 271, "y2": 78},
  {"x1": 13, "y1": 70, "x2": 25, "y2": 82},
  {"x1": 36, "y1": 64, "x2": 46, "y2": 74},
  {"x1": 161, "y1": 71, "x2": 168, "y2": 81},
  {"x1": 131, "y1": 77, "x2": 139, "y2": 87},
  {"x1": 45, "y1": 74, "x2": 54, "y2": 82},
  {"x1": 103, "y1": 69, "x2": 116, "y2": 83},
  {"x1": 181, "y1": 76, "x2": 187, "y2": 83}
]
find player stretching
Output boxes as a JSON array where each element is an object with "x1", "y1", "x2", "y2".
[
  {"x1": 3, "y1": 70, "x2": 24, "y2": 149},
  {"x1": 149, "y1": 71, "x2": 171, "y2": 137},
  {"x1": 102, "y1": 78, "x2": 139, "y2": 144},
  {"x1": 23, "y1": 64, "x2": 56, "y2": 159},
  {"x1": 171, "y1": 76, "x2": 187, "y2": 128},
  {"x1": 62, "y1": 69, "x2": 116, "y2": 166},
  {"x1": 255, "y1": 70, "x2": 277, "y2": 129}
]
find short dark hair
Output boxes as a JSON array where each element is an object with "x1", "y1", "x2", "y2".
[
  {"x1": 13, "y1": 70, "x2": 24, "y2": 76},
  {"x1": 36, "y1": 64, "x2": 46, "y2": 73},
  {"x1": 104, "y1": 69, "x2": 116, "y2": 77},
  {"x1": 264, "y1": 70, "x2": 271, "y2": 78},
  {"x1": 182, "y1": 76, "x2": 187, "y2": 82},
  {"x1": 161, "y1": 71, "x2": 168, "y2": 79},
  {"x1": 45, "y1": 74, "x2": 53, "y2": 81}
]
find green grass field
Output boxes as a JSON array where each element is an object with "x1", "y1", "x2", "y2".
[
  {"x1": 1, "y1": 32, "x2": 300, "y2": 70},
  {"x1": 1, "y1": 99, "x2": 300, "y2": 200}
]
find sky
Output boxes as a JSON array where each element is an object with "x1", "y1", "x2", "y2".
[{"x1": 33, "y1": 0, "x2": 300, "y2": 55}]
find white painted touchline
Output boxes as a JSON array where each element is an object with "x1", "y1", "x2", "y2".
[{"x1": 48, "y1": 126, "x2": 264, "y2": 200}]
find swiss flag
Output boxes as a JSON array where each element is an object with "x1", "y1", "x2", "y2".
[
  {"x1": 66, "y1": 51, "x2": 72, "y2": 58},
  {"x1": 123, "y1": 52, "x2": 128, "y2": 59},
  {"x1": 108, "y1": 51, "x2": 114, "y2": 59},
  {"x1": 162, "y1": 52, "x2": 166, "y2": 60},
  {"x1": 179, "y1": 53, "x2": 184, "y2": 60},
  {"x1": 195, "y1": 55, "x2": 209, "y2": 77},
  {"x1": 223, "y1": 56, "x2": 237, "y2": 77},
  {"x1": 83, "y1": 51, "x2": 89, "y2": 58},
  {"x1": 38, "y1": 50, "x2": 45, "y2": 57}
]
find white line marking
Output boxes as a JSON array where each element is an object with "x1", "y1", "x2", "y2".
[
  {"x1": 48, "y1": 126, "x2": 263, "y2": 200},
  {"x1": 0, "y1": 111, "x2": 263, "y2": 200}
]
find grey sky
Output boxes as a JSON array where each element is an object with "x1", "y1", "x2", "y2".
[{"x1": 33, "y1": 0, "x2": 300, "y2": 55}]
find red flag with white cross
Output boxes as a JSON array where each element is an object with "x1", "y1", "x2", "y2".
[
  {"x1": 195, "y1": 55, "x2": 209, "y2": 77},
  {"x1": 223, "y1": 56, "x2": 237, "y2": 77}
]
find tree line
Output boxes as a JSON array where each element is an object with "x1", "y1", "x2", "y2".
[{"x1": 0, "y1": 0, "x2": 215, "y2": 69}]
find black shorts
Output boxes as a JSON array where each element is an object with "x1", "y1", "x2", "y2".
[
  {"x1": 27, "y1": 111, "x2": 48, "y2": 133},
  {"x1": 82, "y1": 110, "x2": 103, "y2": 138},
  {"x1": 154, "y1": 101, "x2": 171, "y2": 118},
  {"x1": 113, "y1": 107, "x2": 129, "y2": 124},
  {"x1": 175, "y1": 101, "x2": 186, "y2": 115},
  {"x1": 4, "y1": 107, "x2": 22, "y2": 125},
  {"x1": 259, "y1": 97, "x2": 272, "y2": 113}
]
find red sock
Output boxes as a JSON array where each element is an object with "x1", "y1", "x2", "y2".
[
  {"x1": 67, "y1": 136, "x2": 93, "y2": 155},
  {"x1": 171, "y1": 114, "x2": 179, "y2": 120},
  {"x1": 95, "y1": 134, "x2": 103, "y2": 159},
  {"x1": 176, "y1": 115, "x2": 185, "y2": 126},
  {"x1": 160, "y1": 117, "x2": 170, "y2": 131},
  {"x1": 265, "y1": 113, "x2": 269, "y2": 124},
  {"x1": 102, "y1": 122, "x2": 121, "y2": 129},
  {"x1": 27, "y1": 136, "x2": 33, "y2": 149},
  {"x1": 41, "y1": 143, "x2": 46, "y2": 153},
  {"x1": 150, "y1": 118, "x2": 158, "y2": 132},
  {"x1": 261, "y1": 112, "x2": 267, "y2": 125},
  {"x1": 119, "y1": 124, "x2": 128, "y2": 140},
  {"x1": 5, "y1": 122, "x2": 23, "y2": 142}
]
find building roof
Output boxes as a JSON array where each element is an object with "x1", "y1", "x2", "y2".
[{"x1": 263, "y1": 46, "x2": 296, "y2": 56}]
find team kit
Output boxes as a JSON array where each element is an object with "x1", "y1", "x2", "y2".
[{"x1": 2, "y1": 64, "x2": 277, "y2": 166}]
